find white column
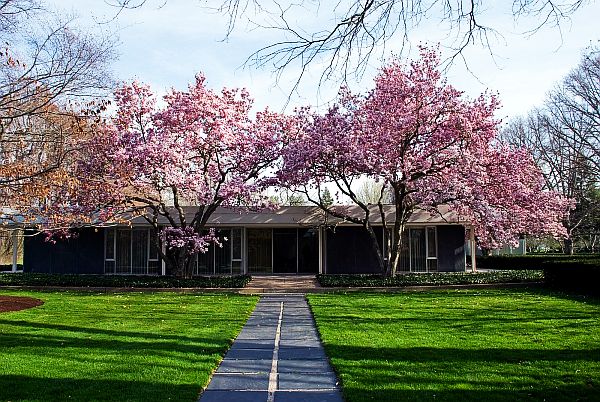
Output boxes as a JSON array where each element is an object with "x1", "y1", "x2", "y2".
[
  {"x1": 318, "y1": 227, "x2": 323, "y2": 274},
  {"x1": 470, "y1": 226, "x2": 477, "y2": 272},
  {"x1": 11, "y1": 230, "x2": 18, "y2": 272}
]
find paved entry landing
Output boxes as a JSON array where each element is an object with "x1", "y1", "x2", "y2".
[
  {"x1": 243, "y1": 275, "x2": 320, "y2": 294},
  {"x1": 199, "y1": 295, "x2": 343, "y2": 402}
]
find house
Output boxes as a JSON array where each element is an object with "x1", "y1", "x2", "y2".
[{"x1": 23, "y1": 205, "x2": 475, "y2": 275}]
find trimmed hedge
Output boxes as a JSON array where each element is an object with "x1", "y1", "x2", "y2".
[
  {"x1": 0, "y1": 273, "x2": 251, "y2": 288},
  {"x1": 316, "y1": 270, "x2": 544, "y2": 287},
  {"x1": 477, "y1": 254, "x2": 600, "y2": 270},
  {"x1": 476, "y1": 255, "x2": 600, "y2": 296}
]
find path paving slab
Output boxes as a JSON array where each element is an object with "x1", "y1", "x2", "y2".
[
  {"x1": 206, "y1": 373, "x2": 269, "y2": 391},
  {"x1": 199, "y1": 294, "x2": 342, "y2": 402},
  {"x1": 201, "y1": 390, "x2": 268, "y2": 402},
  {"x1": 273, "y1": 391, "x2": 344, "y2": 402}
]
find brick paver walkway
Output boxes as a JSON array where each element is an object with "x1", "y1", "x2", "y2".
[{"x1": 199, "y1": 294, "x2": 343, "y2": 402}]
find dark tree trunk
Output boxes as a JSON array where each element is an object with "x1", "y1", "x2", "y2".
[
  {"x1": 563, "y1": 237, "x2": 574, "y2": 255},
  {"x1": 364, "y1": 222, "x2": 387, "y2": 275}
]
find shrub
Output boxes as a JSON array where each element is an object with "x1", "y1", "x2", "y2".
[
  {"x1": 0, "y1": 273, "x2": 251, "y2": 288},
  {"x1": 316, "y1": 270, "x2": 544, "y2": 287},
  {"x1": 476, "y1": 254, "x2": 600, "y2": 270}
]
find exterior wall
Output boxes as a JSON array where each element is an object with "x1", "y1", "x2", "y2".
[
  {"x1": 437, "y1": 225, "x2": 466, "y2": 272},
  {"x1": 325, "y1": 226, "x2": 384, "y2": 274},
  {"x1": 22, "y1": 224, "x2": 467, "y2": 275},
  {"x1": 23, "y1": 228, "x2": 104, "y2": 274}
]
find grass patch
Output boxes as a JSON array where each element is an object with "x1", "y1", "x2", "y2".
[
  {"x1": 308, "y1": 289, "x2": 600, "y2": 401},
  {"x1": 316, "y1": 270, "x2": 543, "y2": 287},
  {"x1": 0, "y1": 273, "x2": 251, "y2": 288},
  {"x1": 0, "y1": 290, "x2": 257, "y2": 401}
]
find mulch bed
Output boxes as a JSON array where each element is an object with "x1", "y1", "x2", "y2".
[{"x1": 0, "y1": 296, "x2": 44, "y2": 313}]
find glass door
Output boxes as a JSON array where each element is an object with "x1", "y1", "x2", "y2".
[
  {"x1": 273, "y1": 229, "x2": 297, "y2": 273},
  {"x1": 247, "y1": 229, "x2": 273, "y2": 274}
]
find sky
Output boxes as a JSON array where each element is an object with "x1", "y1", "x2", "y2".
[{"x1": 49, "y1": 0, "x2": 600, "y2": 121}]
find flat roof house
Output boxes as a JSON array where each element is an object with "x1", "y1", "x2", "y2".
[{"x1": 23, "y1": 206, "x2": 473, "y2": 275}]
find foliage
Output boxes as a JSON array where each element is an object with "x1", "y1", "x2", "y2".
[
  {"x1": 78, "y1": 75, "x2": 297, "y2": 277},
  {"x1": 0, "y1": 290, "x2": 257, "y2": 401},
  {"x1": 0, "y1": 0, "x2": 115, "y2": 228},
  {"x1": 316, "y1": 271, "x2": 543, "y2": 287},
  {"x1": 0, "y1": 273, "x2": 251, "y2": 288},
  {"x1": 281, "y1": 47, "x2": 570, "y2": 276},
  {"x1": 476, "y1": 254, "x2": 600, "y2": 270},
  {"x1": 307, "y1": 290, "x2": 600, "y2": 402}
]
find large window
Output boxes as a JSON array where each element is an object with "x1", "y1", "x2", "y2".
[
  {"x1": 194, "y1": 228, "x2": 242, "y2": 275},
  {"x1": 408, "y1": 226, "x2": 438, "y2": 273},
  {"x1": 104, "y1": 228, "x2": 160, "y2": 275}
]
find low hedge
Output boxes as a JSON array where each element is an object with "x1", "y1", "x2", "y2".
[
  {"x1": 316, "y1": 270, "x2": 544, "y2": 287},
  {"x1": 0, "y1": 273, "x2": 251, "y2": 288},
  {"x1": 543, "y1": 259, "x2": 600, "y2": 296},
  {"x1": 477, "y1": 254, "x2": 600, "y2": 270}
]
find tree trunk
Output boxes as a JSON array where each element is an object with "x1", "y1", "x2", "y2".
[
  {"x1": 364, "y1": 222, "x2": 387, "y2": 275},
  {"x1": 165, "y1": 248, "x2": 195, "y2": 278},
  {"x1": 563, "y1": 237, "x2": 574, "y2": 255}
]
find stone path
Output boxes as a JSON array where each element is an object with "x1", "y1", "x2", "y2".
[
  {"x1": 199, "y1": 294, "x2": 343, "y2": 402},
  {"x1": 242, "y1": 275, "x2": 321, "y2": 294}
]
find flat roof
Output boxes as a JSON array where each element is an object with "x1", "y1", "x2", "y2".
[{"x1": 130, "y1": 205, "x2": 468, "y2": 227}]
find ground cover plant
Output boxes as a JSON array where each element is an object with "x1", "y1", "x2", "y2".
[
  {"x1": 0, "y1": 273, "x2": 251, "y2": 288},
  {"x1": 316, "y1": 270, "x2": 543, "y2": 287},
  {"x1": 0, "y1": 290, "x2": 257, "y2": 401},
  {"x1": 308, "y1": 289, "x2": 600, "y2": 402}
]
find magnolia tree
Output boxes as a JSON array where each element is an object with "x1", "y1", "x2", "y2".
[
  {"x1": 281, "y1": 48, "x2": 571, "y2": 276},
  {"x1": 79, "y1": 75, "x2": 296, "y2": 278}
]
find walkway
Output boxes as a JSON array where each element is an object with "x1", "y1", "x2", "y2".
[
  {"x1": 242, "y1": 275, "x2": 321, "y2": 294},
  {"x1": 199, "y1": 294, "x2": 343, "y2": 402}
]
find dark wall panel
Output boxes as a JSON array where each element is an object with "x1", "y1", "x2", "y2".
[
  {"x1": 326, "y1": 227, "x2": 383, "y2": 274},
  {"x1": 24, "y1": 228, "x2": 104, "y2": 274},
  {"x1": 437, "y1": 225, "x2": 466, "y2": 272}
]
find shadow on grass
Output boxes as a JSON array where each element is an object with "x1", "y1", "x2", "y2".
[
  {"x1": 325, "y1": 345, "x2": 600, "y2": 402},
  {"x1": 0, "y1": 374, "x2": 200, "y2": 402},
  {"x1": 0, "y1": 318, "x2": 232, "y2": 344}
]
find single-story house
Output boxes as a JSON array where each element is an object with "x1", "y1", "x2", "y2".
[{"x1": 23, "y1": 205, "x2": 476, "y2": 275}]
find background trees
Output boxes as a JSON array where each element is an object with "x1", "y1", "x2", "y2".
[
  {"x1": 281, "y1": 48, "x2": 570, "y2": 275},
  {"x1": 503, "y1": 47, "x2": 600, "y2": 253},
  {"x1": 0, "y1": 0, "x2": 115, "y2": 226},
  {"x1": 80, "y1": 76, "x2": 297, "y2": 277}
]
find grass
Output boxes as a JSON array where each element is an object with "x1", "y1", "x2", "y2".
[
  {"x1": 0, "y1": 290, "x2": 258, "y2": 401},
  {"x1": 307, "y1": 289, "x2": 600, "y2": 402}
]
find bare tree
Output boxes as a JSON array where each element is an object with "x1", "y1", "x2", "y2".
[
  {"x1": 0, "y1": 0, "x2": 116, "y2": 219},
  {"x1": 503, "y1": 48, "x2": 600, "y2": 253},
  {"x1": 110, "y1": 0, "x2": 590, "y2": 91}
]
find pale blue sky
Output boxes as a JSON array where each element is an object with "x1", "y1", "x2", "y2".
[{"x1": 52, "y1": 0, "x2": 599, "y2": 120}]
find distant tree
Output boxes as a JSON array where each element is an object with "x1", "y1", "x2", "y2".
[
  {"x1": 503, "y1": 48, "x2": 599, "y2": 254},
  {"x1": 319, "y1": 187, "x2": 334, "y2": 208},
  {"x1": 78, "y1": 76, "x2": 296, "y2": 278},
  {"x1": 286, "y1": 193, "x2": 306, "y2": 206},
  {"x1": 281, "y1": 47, "x2": 571, "y2": 275},
  {"x1": 356, "y1": 179, "x2": 393, "y2": 205},
  {"x1": 0, "y1": 0, "x2": 116, "y2": 225}
]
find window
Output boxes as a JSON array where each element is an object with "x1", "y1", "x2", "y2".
[
  {"x1": 407, "y1": 226, "x2": 437, "y2": 273},
  {"x1": 193, "y1": 228, "x2": 238, "y2": 275},
  {"x1": 104, "y1": 227, "x2": 161, "y2": 275}
]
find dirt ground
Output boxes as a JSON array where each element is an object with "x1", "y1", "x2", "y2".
[{"x1": 0, "y1": 295, "x2": 44, "y2": 313}]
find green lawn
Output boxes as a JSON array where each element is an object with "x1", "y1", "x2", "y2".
[
  {"x1": 308, "y1": 289, "x2": 600, "y2": 402},
  {"x1": 0, "y1": 290, "x2": 257, "y2": 401}
]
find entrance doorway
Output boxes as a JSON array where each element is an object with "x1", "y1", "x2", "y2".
[{"x1": 248, "y1": 228, "x2": 319, "y2": 274}]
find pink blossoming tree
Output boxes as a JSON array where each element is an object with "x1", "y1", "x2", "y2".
[
  {"x1": 81, "y1": 75, "x2": 297, "y2": 278},
  {"x1": 281, "y1": 48, "x2": 571, "y2": 276}
]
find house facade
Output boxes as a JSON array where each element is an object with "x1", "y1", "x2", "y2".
[{"x1": 23, "y1": 206, "x2": 472, "y2": 275}]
